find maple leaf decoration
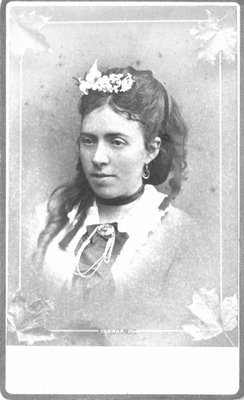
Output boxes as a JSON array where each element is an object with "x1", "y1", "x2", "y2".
[
  {"x1": 7, "y1": 292, "x2": 55, "y2": 345},
  {"x1": 190, "y1": 9, "x2": 237, "y2": 65},
  {"x1": 182, "y1": 288, "x2": 238, "y2": 343},
  {"x1": 8, "y1": 10, "x2": 52, "y2": 60}
]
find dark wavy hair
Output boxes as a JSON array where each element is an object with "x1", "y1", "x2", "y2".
[{"x1": 34, "y1": 65, "x2": 188, "y2": 267}]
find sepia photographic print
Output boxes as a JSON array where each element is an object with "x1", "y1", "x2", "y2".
[{"x1": 2, "y1": 0, "x2": 242, "y2": 396}]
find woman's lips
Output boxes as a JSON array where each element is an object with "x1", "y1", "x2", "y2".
[
  {"x1": 90, "y1": 173, "x2": 116, "y2": 184},
  {"x1": 91, "y1": 173, "x2": 115, "y2": 178}
]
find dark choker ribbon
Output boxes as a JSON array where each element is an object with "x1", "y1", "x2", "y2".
[{"x1": 95, "y1": 185, "x2": 144, "y2": 206}]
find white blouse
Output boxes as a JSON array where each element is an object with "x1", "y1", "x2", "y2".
[
  {"x1": 43, "y1": 185, "x2": 171, "y2": 288},
  {"x1": 36, "y1": 185, "x2": 224, "y2": 346}
]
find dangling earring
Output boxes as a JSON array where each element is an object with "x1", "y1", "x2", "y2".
[{"x1": 143, "y1": 164, "x2": 150, "y2": 179}]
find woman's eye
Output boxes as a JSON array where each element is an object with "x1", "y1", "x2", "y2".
[
  {"x1": 80, "y1": 137, "x2": 94, "y2": 145},
  {"x1": 111, "y1": 138, "x2": 126, "y2": 147}
]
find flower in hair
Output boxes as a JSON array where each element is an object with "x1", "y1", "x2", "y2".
[{"x1": 77, "y1": 60, "x2": 135, "y2": 96}]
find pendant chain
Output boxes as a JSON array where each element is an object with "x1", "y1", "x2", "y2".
[{"x1": 73, "y1": 226, "x2": 116, "y2": 279}]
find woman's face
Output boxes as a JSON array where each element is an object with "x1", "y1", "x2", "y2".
[{"x1": 79, "y1": 104, "x2": 160, "y2": 199}]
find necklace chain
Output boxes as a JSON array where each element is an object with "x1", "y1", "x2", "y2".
[{"x1": 73, "y1": 225, "x2": 116, "y2": 278}]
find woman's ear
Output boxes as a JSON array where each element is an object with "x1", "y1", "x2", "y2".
[{"x1": 146, "y1": 137, "x2": 161, "y2": 163}]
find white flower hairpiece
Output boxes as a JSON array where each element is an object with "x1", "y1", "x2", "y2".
[{"x1": 77, "y1": 60, "x2": 135, "y2": 96}]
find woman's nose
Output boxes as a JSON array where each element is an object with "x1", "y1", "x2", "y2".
[{"x1": 92, "y1": 142, "x2": 110, "y2": 165}]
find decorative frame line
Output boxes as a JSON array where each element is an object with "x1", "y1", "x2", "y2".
[
  {"x1": 6, "y1": 14, "x2": 238, "y2": 338},
  {"x1": 18, "y1": 56, "x2": 23, "y2": 292},
  {"x1": 46, "y1": 19, "x2": 209, "y2": 24},
  {"x1": 219, "y1": 51, "x2": 223, "y2": 305}
]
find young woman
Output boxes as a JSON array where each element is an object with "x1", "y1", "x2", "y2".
[{"x1": 34, "y1": 61, "x2": 220, "y2": 346}]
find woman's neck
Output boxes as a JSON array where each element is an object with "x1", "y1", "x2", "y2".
[
  {"x1": 95, "y1": 185, "x2": 144, "y2": 207},
  {"x1": 95, "y1": 184, "x2": 145, "y2": 223}
]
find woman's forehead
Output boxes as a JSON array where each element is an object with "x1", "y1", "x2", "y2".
[{"x1": 82, "y1": 104, "x2": 143, "y2": 136}]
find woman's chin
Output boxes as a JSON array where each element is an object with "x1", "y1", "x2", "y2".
[{"x1": 93, "y1": 188, "x2": 121, "y2": 199}]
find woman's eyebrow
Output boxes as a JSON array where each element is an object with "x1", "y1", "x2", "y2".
[
  {"x1": 105, "y1": 132, "x2": 129, "y2": 138},
  {"x1": 80, "y1": 131, "x2": 129, "y2": 138},
  {"x1": 80, "y1": 131, "x2": 95, "y2": 136}
]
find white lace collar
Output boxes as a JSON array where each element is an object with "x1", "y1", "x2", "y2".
[{"x1": 66, "y1": 185, "x2": 169, "y2": 253}]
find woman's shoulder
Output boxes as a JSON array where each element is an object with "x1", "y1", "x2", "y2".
[
  {"x1": 158, "y1": 203, "x2": 210, "y2": 245},
  {"x1": 152, "y1": 203, "x2": 196, "y2": 247},
  {"x1": 165, "y1": 208, "x2": 219, "y2": 288},
  {"x1": 152, "y1": 203, "x2": 219, "y2": 285},
  {"x1": 163, "y1": 203, "x2": 193, "y2": 227}
]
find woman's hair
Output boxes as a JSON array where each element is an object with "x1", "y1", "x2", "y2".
[{"x1": 34, "y1": 65, "x2": 188, "y2": 268}]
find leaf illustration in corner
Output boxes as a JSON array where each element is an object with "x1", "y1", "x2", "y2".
[
  {"x1": 8, "y1": 10, "x2": 53, "y2": 60},
  {"x1": 182, "y1": 288, "x2": 238, "y2": 342},
  {"x1": 189, "y1": 9, "x2": 237, "y2": 65},
  {"x1": 7, "y1": 291, "x2": 55, "y2": 344}
]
